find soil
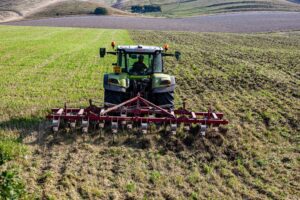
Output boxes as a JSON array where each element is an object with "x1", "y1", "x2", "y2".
[{"x1": 3, "y1": 11, "x2": 300, "y2": 33}]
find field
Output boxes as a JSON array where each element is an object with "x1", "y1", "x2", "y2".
[{"x1": 1, "y1": 26, "x2": 300, "y2": 199}]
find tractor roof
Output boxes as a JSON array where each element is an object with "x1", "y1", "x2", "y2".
[{"x1": 117, "y1": 45, "x2": 163, "y2": 53}]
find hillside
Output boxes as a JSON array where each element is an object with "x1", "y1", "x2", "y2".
[
  {"x1": 0, "y1": 26, "x2": 299, "y2": 199},
  {"x1": 0, "y1": 0, "x2": 129, "y2": 22},
  {"x1": 1, "y1": 0, "x2": 300, "y2": 22},
  {"x1": 113, "y1": 0, "x2": 300, "y2": 17}
]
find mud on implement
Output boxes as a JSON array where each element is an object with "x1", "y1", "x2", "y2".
[{"x1": 47, "y1": 43, "x2": 228, "y2": 135}]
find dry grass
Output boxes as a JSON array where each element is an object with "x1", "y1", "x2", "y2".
[
  {"x1": 0, "y1": 0, "x2": 130, "y2": 22},
  {"x1": 1, "y1": 0, "x2": 300, "y2": 22},
  {"x1": 115, "y1": 0, "x2": 300, "y2": 17}
]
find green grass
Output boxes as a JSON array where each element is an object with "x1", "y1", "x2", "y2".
[
  {"x1": 0, "y1": 26, "x2": 299, "y2": 199},
  {"x1": 0, "y1": 26, "x2": 131, "y2": 123}
]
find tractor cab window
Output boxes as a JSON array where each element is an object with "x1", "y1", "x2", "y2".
[
  {"x1": 127, "y1": 53, "x2": 151, "y2": 75},
  {"x1": 118, "y1": 52, "x2": 163, "y2": 75}
]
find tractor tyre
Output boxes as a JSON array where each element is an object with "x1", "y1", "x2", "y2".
[
  {"x1": 152, "y1": 91, "x2": 174, "y2": 109},
  {"x1": 104, "y1": 90, "x2": 128, "y2": 105}
]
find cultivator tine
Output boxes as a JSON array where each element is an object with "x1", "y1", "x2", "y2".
[
  {"x1": 111, "y1": 122, "x2": 118, "y2": 134},
  {"x1": 70, "y1": 121, "x2": 76, "y2": 129},
  {"x1": 200, "y1": 125, "x2": 207, "y2": 136},
  {"x1": 141, "y1": 122, "x2": 148, "y2": 134},
  {"x1": 52, "y1": 119, "x2": 60, "y2": 132},
  {"x1": 51, "y1": 108, "x2": 64, "y2": 132},
  {"x1": 127, "y1": 122, "x2": 134, "y2": 130},
  {"x1": 184, "y1": 124, "x2": 190, "y2": 131},
  {"x1": 170, "y1": 123, "x2": 177, "y2": 135},
  {"x1": 127, "y1": 123, "x2": 133, "y2": 130},
  {"x1": 99, "y1": 121, "x2": 105, "y2": 129},
  {"x1": 82, "y1": 119, "x2": 89, "y2": 133},
  {"x1": 121, "y1": 113, "x2": 127, "y2": 126}
]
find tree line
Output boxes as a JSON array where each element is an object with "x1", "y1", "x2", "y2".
[{"x1": 131, "y1": 5, "x2": 162, "y2": 13}]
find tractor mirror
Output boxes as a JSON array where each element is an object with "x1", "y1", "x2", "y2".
[
  {"x1": 99, "y1": 48, "x2": 106, "y2": 58},
  {"x1": 175, "y1": 51, "x2": 181, "y2": 61}
]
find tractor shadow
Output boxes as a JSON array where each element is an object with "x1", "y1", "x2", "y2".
[
  {"x1": 0, "y1": 117, "x2": 230, "y2": 159},
  {"x1": 0, "y1": 117, "x2": 88, "y2": 148}
]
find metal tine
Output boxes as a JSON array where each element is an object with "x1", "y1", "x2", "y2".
[
  {"x1": 70, "y1": 121, "x2": 76, "y2": 129},
  {"x1": 127, "y1": 123, "x2": 133, "y2": 130},
  {"x1": 170, "y1": 123, "x2": 177, "y2": 135},
  {"x1": 184, "y1": 124, "x2": 190, "y2": 131},
  {"x1": 111, "y1": 121, "x2": 118, "y2": 134},
  {"x1": 99, "y1": 121, "x2": 105, "y2": 129},
  {"x1": 200, "y1": 125, "x2": 207, "y2": 136},
  {"x1": 82, "y1": 119, "x2": 89, "y2": 133},
  {"x1": 52, "y1": 119, "x2": 60, "y2": 132},
  {"x1": 121, "y1": 112, "x2": 127, "y2": 126},
  {"x1": 141, "y1": 122, "x2": 148, "y2": 134},
  {"x1": 52, "y1": 108, "x2": 63, "y2": 132}
]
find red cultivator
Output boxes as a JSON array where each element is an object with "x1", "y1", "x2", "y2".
[{"x1": 47, "y1": 94, "x2": 228, "y2": 135}]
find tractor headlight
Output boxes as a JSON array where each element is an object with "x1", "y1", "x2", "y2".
[
  {"x1": 108, "y1": 78, "x2": 119, "y2": 85},
  {"x1": 160, "y1": 79, "x2": 171, "y2": 85}
]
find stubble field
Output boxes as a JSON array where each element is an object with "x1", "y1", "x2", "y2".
[{"x1": 0, "y1": 26, "x2": 299, "y2": 199}]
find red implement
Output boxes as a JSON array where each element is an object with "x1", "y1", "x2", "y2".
[{"x1": 47, "y1": 94, "x2": 228, "y2": 134}]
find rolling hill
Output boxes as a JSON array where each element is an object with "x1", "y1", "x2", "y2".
[
  {"x1": 113, "y1": 0, "x2": 300, "y2": 17},
  {"x1": 0, "y1": 0, "x2": 129, "y2": 22},
  {"x1": 0, "y1": 25, "x2": 299, "y2": 199},
  {"x1": 0, "y1": 0, "x2": 300, "y2": 22}
]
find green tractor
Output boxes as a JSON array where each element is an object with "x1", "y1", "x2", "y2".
[
  {"x1": 100, "y1": 43, "x2": 181, "y2": 109},
  {"x1": 47, "y1": 43, "x2": 228, "y2": 134}
]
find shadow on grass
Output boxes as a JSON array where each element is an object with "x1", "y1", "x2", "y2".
[
  {"x1": 0, "y1": 116, "x2": 167, "y2": 150},
  {"x1": 0, "y1": 116, "x2": 82, "y2": 148},
  {"x1": 0, "y1": 116, "x2": 230, "y2": 159}
]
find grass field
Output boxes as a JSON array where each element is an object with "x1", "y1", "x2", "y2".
[{"x1": 0, "y1": 26, "x2": 300, "y2": 199}]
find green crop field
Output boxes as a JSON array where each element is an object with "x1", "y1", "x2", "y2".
[
  {"x1": 0, "y1": 26, "x2": 299, "y2": 199},
  {"x1": 0, "y1": 26, "x2": 131, "y2": 122}
]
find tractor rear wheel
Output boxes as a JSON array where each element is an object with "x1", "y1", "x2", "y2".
[
  {"x1": 152, "y1": 92, "x2": 174, "y2": 109},
  {"x1": 104, "y1": 90, "x2": 128, "y2": 105}
]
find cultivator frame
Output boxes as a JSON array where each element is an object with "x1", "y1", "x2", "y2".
[{"x1": 47, "y1": 94, "x2": 228, "y2": 135}]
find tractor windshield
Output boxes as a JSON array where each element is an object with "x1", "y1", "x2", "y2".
[{"x1": 118, "y1": 52, "x2": 163, "y2": 75}]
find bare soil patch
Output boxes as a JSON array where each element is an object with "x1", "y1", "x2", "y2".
[{"x1": 3, "y1": 11, "x2": 300, "y2": 33}]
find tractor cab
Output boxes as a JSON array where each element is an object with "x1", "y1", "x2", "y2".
[
  {"x1": 99, "y1": 43, "x2": 180, "y2": 108},
  {"x1": 117, "y1": 45, "x2": 164, "y2": 76}
]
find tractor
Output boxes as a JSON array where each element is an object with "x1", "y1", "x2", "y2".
[
  {"x1": 100, "y1": 42, "x2": 180, "y2": 108},
  {"x1": 47, "y1": 42, "x2": 228, "y2": 135}
]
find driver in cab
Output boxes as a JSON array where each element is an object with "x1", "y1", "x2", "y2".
[{"x1": 131, "y1": 55, "x2": 147, "y2": 74}]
